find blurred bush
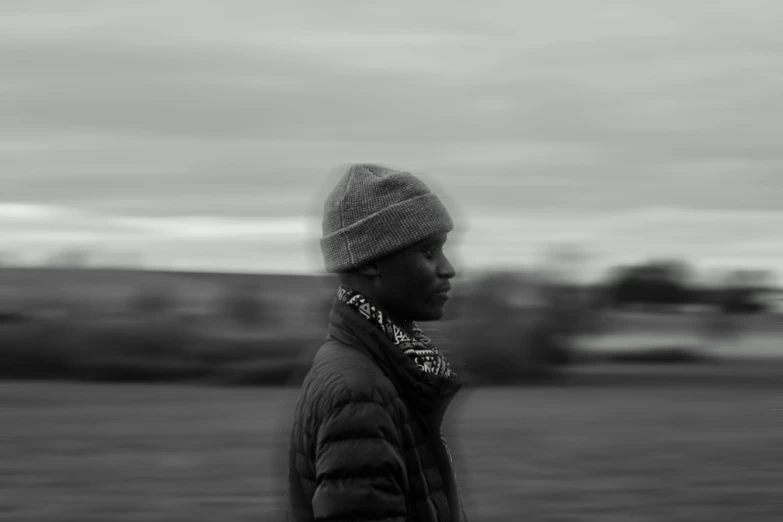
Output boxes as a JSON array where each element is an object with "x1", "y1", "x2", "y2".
[
  {"x1": 221, "y1": 283, "x2": 266, "y2": 327},
  {"x1": 73, "y1": 319, "x2": 205, "y2": 381},
  {"x1": 0, "y1": 266, "x2": 740, "y2": 387},
  {"x1": 443, "y1": 271, "x2": 583, "y2": 385},
  {"x1": 0, "y1": 318, "x2": 81, "y2": 379},
  {"x1": 601, "y1": 346, "x2": 712, "y2": 364},
  {"x1": 0, "y1": 314, "x2": 321, "y2": 385},
  {"x1": 128, "y1": 285, "x2": 176, "y2": 315}
]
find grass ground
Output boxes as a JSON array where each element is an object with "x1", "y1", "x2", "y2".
[{"x1": 3, "y1": 371, "x2": 782, "y2": 521}]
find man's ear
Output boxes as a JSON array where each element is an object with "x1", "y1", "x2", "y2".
[{"x1": 356, "y1": 259, "x2": 381, "y2": 278}]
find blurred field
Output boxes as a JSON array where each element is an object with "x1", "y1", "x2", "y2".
[
  {"x1": 2, "y1": 378, "x2": 782, "y2": 521},
  {"x1": 2, "y1": 268, "x2": 782, "y2": 520},
  {"x1": 1, "y1": 267, "x2": 781, "y2": 386}
]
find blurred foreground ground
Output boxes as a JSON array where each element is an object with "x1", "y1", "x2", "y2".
[
  {"x1": 2, "y1": 268, "x2": 782, "y2": 520},
  {"x1": 3, "y1": 364, "x2": 782, "y2": 522}
]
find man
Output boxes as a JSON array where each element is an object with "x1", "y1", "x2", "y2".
[{"x1": 286, "y1": 164, "x2": 467, "y2": 521}]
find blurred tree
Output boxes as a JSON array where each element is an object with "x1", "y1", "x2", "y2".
[
  {"x1": 607, "y1": 258, "x2": 696, "y2": 308},
  {"x1": 450, "y1": 270, "x2": 576, "y2": 384},
  {"x1": 719, "y1": 269, "x2": 774, "y2": 314},
  {"x1": 694, "y1": 269, "x2": 777, "y2": 348}
]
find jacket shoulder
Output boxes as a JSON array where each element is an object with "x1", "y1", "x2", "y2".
[{"x1": 303, "y1": 339, "x2": 400, "y2": 410}]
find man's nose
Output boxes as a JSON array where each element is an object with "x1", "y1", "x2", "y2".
[{"x1": 439, "y1": 255, "x2": 456, "y2": 279}]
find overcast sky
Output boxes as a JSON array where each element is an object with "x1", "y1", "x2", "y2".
[{"x1": 2, "y1": 1, "x2": 781, "y2": 280}]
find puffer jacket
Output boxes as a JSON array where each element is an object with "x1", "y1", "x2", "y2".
[{"x1": 286, "y1": 298, "x2": 467, "y2": 522}]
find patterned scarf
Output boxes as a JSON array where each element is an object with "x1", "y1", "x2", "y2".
[{"x1": 337, "y1": 286, "x2": 454, "y2": 378}]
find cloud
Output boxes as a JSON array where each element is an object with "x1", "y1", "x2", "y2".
[
  {"x1": 114, "y1": 215, "x2": 309, "y2": 240},
  {"x1": 1, "y1": 1, "x2": 781, "y2": 271},
  {"x1": 0, "y1": 203, "x2": 68, "y2": 220},
  {"x1": 3, "y1": 1, "x2": 781, "y2": 147},
  {"x1": 1, "y1": 202, "x2": 781, "y2": 278}
]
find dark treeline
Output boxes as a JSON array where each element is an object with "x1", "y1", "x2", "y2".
[{"x1": 596, "y1": 260, "x2": 776, "y2": 314}]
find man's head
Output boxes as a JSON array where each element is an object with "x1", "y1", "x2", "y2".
[{"x1": 320, "y1": 164, "x2": 456, "y2": 322}]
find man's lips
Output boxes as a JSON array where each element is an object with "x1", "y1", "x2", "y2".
[{"x1": 434, "y1": 285, "x2": 452, "y2": 298}]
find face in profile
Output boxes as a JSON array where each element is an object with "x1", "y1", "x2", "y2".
[{"x1": 370, "y1": 233, "x2": 456, "y2": 322}]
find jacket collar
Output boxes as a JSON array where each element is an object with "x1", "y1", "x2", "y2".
[{"x1": 326, "y1": 297, "x2": 461, "y2": 427}]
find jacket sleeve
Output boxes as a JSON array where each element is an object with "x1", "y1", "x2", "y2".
[{"x1": 312, "y1": 397, "x2": 408, "y2": 521}]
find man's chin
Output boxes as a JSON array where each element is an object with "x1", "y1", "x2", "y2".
[{"x1": 416, "y1": 307, "x2": 445, "y2": 322}]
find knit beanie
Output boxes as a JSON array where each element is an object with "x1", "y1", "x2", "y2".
[{"x1": 320, "y1": 164, "x2": 454, "y2": 273}]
